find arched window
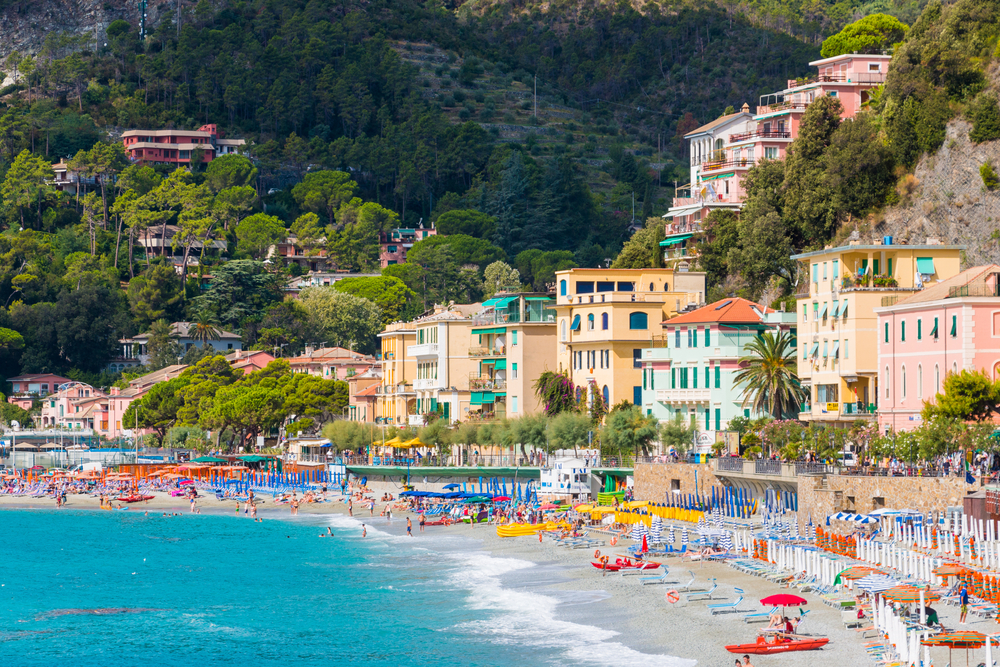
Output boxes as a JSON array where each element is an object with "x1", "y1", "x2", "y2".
[
  {"x1": 917, "y1": 365, "x2": 922, "y2": 398},
  {"x1": 602, "y1": 385, "x2": 610, "y2": 406},
  {"x1": 560, "y1": 280, "x2": 567, "y2": 296},
  {"x1": 629, "y1": 312, "x2": 648, "y2": 330},
  {"x1": 601, "y1": 313, "x2": 609, "y2": 330},
  {"x1": 935, "y1": 364, "x2": 940, "y2": 392},
  {"x1": 901, "y1": 365, "x2": 906, "y2": 399},
  {"x1": 561, "y1": 320, "x2": 567, "y2": 341},
  {"x1": 587, "y1": 314, "x2": 595, "y2": 331},
  {"x1": 885, "y1": 366, "x2": 890, "y2": 399}
]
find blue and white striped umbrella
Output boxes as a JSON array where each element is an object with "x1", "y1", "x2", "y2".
[
  {"x1": 667, "y1": 525, "x2": 676, "y2": 544},
  {"x1": 855, "y1": 574, "x2": 899, "y2": 593},
  {"x1": 720, "y1": 530, "x2": 734, "y2": 552},
  {"x1": 649, "y1": 516, "x2": 662, "y2": 542}
]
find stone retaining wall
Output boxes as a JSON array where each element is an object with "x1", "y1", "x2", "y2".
[{"x1": 633, "y1": 462, "x2": 721, "y2": 502}]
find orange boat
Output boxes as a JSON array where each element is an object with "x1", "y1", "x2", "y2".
[{"x1": 726, "y1": 636, "x2": 829, "y2": 654}]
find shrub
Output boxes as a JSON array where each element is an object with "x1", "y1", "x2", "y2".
[{"x1": 981, "y1": 162, "x2": 999, "y2": 190}]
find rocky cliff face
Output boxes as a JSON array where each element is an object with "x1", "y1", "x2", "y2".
[
  {"x1": 878, "y1": 120, "x2": 1000, "y2": 266},
  {"x1": 0, "y1": 0, "x2": 166, "y2": 60}
]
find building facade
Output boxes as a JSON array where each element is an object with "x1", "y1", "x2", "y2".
[
  {"x1": 793, "y1": 239, "x2": 964, "y2": 426},
  {"x1": 377, "y1": 321, "x2": 417, "y2": 425},
  {"x1": 663, "y1": 53, "x2": 890, "y2": 233},
  {"x1": 380, "y1": 226, "x2": 437, "y2": 267},
  {"x1": 641, "y1": 298, "x2": 796, "y2": 452},
  {"x1": 409, "y1": 304, "x2": 480, "y2": 425},
  {"x1": 554, "y1": 268, "x2": 706, "y2": 408},
  {"x1": 470, "y1": 293, "x2": 557, "y2": 420},
  {"x1": 122, "y1": 124, "x2": 245, "y2": 165},
  {"x1": 875, "y1": 265, "x2": 1000, "y2": 432}
]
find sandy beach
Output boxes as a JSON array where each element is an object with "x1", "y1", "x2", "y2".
[{"x1": 0, "y1": 491, "x2": 974, "y2": 666}]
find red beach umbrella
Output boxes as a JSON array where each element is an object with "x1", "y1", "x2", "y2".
[{"x1": 760, "y1": 594, "x2": 808, "y2": 607}]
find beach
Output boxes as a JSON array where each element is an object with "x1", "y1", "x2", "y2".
[{"x1": 4, "y1": 490, "x2": 972, "y2": 666}]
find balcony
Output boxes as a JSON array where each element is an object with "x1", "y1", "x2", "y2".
[
  {"x1": 701, "y1": 158, "x2": 757, "y2": 172},
  {"x1": 407, "y1": 342, "x2": 439, "y2": 358},
  {"x1": 469, "y1": 376, "x2": 507, "y2": 391},
  {"x1": 413, "y1": 378, "x2": 438, "y2": 390},
  {"x1": 469, "y1": 347, "x2": 505, "y2": 358},
  {"x1": 788, "y1": 72, "x2": 886, "y2": 87},
  {"x1": 728, "y1": 129, "x2": 792, "y2": 142},
  {"x1": 655, "y1": 388, "x2": 711, "y2": 404}
]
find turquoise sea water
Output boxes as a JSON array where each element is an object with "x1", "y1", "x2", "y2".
[{"x1": 0, "y1": 509, "x2": 689, "y2": 666}]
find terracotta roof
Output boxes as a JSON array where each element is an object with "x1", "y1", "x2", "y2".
[
  {"x1": 893, "y1": 264, "x2": 1000, "y2": 306},
  {"x1": 354, "y1": 384, "x2": 381, "y2": 398},
  {"x1": 663, "y1": 297, "x2": 770, "y2": 326}
]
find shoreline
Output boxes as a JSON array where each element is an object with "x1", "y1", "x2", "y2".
[{"x1": 0, "y1": 493, "x2": 963, "y2": 666}]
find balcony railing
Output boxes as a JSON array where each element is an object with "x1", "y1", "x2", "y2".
[
  {"x1": 469, "y1": 376, "x2": 507, "y2": 391},
  {"x1": 728, "y1": 130, "x2": 792, "y2": 142},
  {"x1": 755, "y1": 459, "x2": 782, "y2": 475},
  {"x1": 701, "y1": 158, "x2": 757, "y2": 172},
  {"x1": 717, "y1": 457, "x2": 745, "y2": 473},
  {"x1": 469, "y1": 347, "x2": 505, "y2": 358},
  {"x1": 655, "y1": 388, "x2": 711, "y2": 403}
]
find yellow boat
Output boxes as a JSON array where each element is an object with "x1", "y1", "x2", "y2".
[{"x1": 496, "y1": 521, "x2": 569, "y2": 537}]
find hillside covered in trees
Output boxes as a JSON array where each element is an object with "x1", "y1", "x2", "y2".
[{"x1": 0, "y1": 0, "x2": 944, "y2": 385}]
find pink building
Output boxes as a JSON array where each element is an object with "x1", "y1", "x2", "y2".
[
  {"x1": 663, "y1": 53, "x2": 890, "y2": 256},
  {"x1": 875, "y1": 265, "x2": 1000, "y2": 432},
  {"x1": 122, "y1": 124, "x2": 245, "y2": 165},
  {"x1": 379, "y1": 227, "x2": 437, "y2": 268}
]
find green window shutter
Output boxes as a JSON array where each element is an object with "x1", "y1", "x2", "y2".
[
  {"x1": 715, "y1": 408, "x2": 721, "y2": 431},
  {"x1": 715, "y1": 365, "x2": 721, "y2": 388}
]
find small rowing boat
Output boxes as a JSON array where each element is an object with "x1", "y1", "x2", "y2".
[
  {"x1": 590, "y1": 558, "x2": 660, "y2": 572},
  {"x1": 725, "y1": 636, "x2": 829, "y2": 654}
]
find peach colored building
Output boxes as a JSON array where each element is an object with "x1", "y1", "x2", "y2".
[
  {"x1": 875, "y1": 265, "x2": 1000, "y2": 433},
  {"x1": 794, "y1": 240, "x2": 964, "y2": 427}
]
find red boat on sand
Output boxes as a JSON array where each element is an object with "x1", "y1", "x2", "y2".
[
  {"x1": 590, "y1": 558, "x2": 660, "y2": 572},
  {"x1": 726, "y1": 636, "x2": 829, "y2": 655}
]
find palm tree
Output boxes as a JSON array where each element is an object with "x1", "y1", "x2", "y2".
[
  {"x1": 734, "y1": 330, "x2": 807, "y2": 420},
  {"x1": 191, "y1": 314, "x2": 222, "y2": 346}
]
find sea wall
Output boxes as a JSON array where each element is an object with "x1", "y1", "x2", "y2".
[
  {"x1": 633, "y1": 462, "x2": 721, "y2": 503},
  {"x1": 798, "y1": 473, "x2": 970, "y2": 522}
]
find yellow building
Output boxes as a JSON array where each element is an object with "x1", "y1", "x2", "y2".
[
  {"x1": 792, "y1": 239, "x2": 963, "y2": 425},
  {"x1": 376, "y1": 321, "x2": 416, "y2": 425},
  {"x1": 409, "y1": 304, "x2": 480, "y2": 425},
  {"x1": 553, "y1": 268, "x2": 706, "y2": 407}
]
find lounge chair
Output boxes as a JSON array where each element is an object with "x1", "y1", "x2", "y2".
[
  {"x1": 708, "y1": 588, "x2": 746, "y2": 615},
  {"x1": 685, "y1": 579, "x2": 718, "y2": 602}
]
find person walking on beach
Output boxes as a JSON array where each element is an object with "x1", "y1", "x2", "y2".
[
  {"x1": 960, "y1": 585, "x2": 969, "y2": 623},
  {"x1": 406, "y1": 517, "x2": 412, "y2": 537}
]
